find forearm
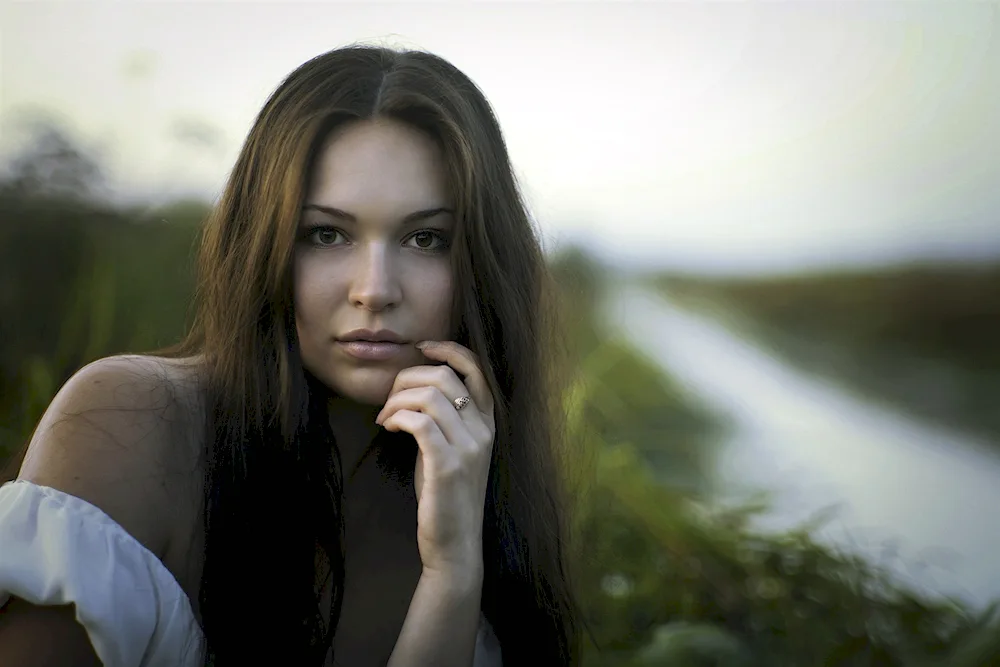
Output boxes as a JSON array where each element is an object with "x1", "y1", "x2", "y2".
[{"x1": 387, "y1": 566, "x2": 484, "y2": 667}]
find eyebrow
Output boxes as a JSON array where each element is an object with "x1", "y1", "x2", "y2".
[{"x1": 302, "y1": 204, "x2": 454, "y2": 226}]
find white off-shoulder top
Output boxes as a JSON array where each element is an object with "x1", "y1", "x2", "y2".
[{"x1": 0, "y1": 480, "x2": 502, "y2": 666}]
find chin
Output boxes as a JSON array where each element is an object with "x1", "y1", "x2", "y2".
[
  {"x1": 344, "y1": 385, "x2": 393, "y2": 407},
  {"x1": 327, "y1": 367, "x2": 398, "y2": 406}
]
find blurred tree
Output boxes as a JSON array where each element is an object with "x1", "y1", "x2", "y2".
[
  {"x1": 0, "y1": 122, "x2": 205, "y2": 467},
  {"x1": 4, "y1": 119, "x2": 105, "y2": 200}
]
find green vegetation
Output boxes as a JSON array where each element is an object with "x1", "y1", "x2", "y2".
[
  {"x1": 2, "y1": 144, "x2": 999, "y2": 663},
  {"x1": 651, "y1": 266, "x2": 1000, "y2": 444},
  {"x1": 551, "y1": 253, "x2": 1000, "y2": 666},
  {"x1": 0, "y1": 190, "x2": 204, "y2": 462}
]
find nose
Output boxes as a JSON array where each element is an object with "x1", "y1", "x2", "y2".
[{"x1": 349, "y1": 242, "x2": 401, "y2": 312}]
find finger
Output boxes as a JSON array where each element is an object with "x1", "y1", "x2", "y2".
[
  {"x1": 376, "y1": 386, "x2": 476, "y2": 447},
  {"x1": 385, "y1": 364, "x2": 485, "y2": 430},
  {"x1": 387, "y1": 364, "x2": 469, "y2": 409},
  {"x1": 415, "y1": 341, "x2": 494, "y2": 415},
  {"x1": 380, "y1": 409, "x2": 451, "y2": 467}
]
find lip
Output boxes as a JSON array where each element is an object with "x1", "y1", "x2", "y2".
[
  {"x1": 336, "y1": 329, "x2": 408, "y2": 361},
  {"x1": 337, "y1": 340, "x2": 404, "y2": 361},
  {"x1": 337, "y1": 328, "x2": 407, "y2": 344}
]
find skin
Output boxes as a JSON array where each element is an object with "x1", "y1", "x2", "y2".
[
  {"x1": 295, "y1": 117, "x2": 457, "y2": 413},
  {"x1": 296, "y1": 118, "x2": 496, "y2": 666}
]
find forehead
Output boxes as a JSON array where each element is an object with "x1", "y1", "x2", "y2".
[{"x1": 306, "y1": 118, "x2": 451, "y2": 213}]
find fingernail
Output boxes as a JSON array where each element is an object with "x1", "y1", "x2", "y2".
[{"x1": 415, "y1": 341, "x2": 429, "y2": 349}]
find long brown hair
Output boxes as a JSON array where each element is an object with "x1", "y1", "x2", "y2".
[{"x1": 173, "y1": 45, "x2": 580, "y2": 665}]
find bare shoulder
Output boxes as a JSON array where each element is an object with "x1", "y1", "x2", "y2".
[{"x1": 16, "y1": 354, "x2": 207, "y2": 559}]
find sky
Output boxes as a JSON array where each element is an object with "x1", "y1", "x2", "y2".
[{"x1": 2, "y1": 1, "x2": 998, "y2": 275}]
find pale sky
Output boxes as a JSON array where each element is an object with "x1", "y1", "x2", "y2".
[{"x1": 2, "y1": 1, "x2": 998, "y2": 274}]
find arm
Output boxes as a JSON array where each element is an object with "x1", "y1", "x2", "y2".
[
  {"x1": 0, "y1": 356, "x2": 185, "y2": 666},
  {"x1": 0, "y1": 599, "x2": 103, "y2": 667},
  {"x1": 377, "y1": 341, "x2": 499, "y2": 667},
  {"x1": 387, "y1": 568, "x2": 484, "y2": 667}
]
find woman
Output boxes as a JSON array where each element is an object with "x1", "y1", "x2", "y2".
[{"x1": 0, "y1": 45, "x2": 579, "y2": 666}]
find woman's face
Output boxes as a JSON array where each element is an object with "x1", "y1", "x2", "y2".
[{"x1": 295, "y1": 118, "x2": 455, "y2": 406}]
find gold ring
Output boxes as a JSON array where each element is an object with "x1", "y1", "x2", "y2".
[{"x1": 453, "y1": 396, "x2": 472, "y2": 411}]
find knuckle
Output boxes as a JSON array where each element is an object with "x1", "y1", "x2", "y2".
[
  {"x1": 457, "y1": 440, "x2": 480, "y2": 461},
  {"x1": 475, "y1": 424, "x2": 494, "y2": 445},
  {"x1": 414, "y1": 413, "x2": 436, "y2": 438},
  {"x1": 433, "y1": 365, "x2": 456, "y2": 383}
]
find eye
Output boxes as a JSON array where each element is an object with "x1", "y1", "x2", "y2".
[
  {"x1": 404, "y1": 230, "x2": 448, "y2": 252},
  {"x1": 305, "y1": 226, "x2": 347, "y2": 247}
]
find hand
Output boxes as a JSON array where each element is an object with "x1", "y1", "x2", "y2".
[{"x1": 375, "y1": 341, "x2": 496, "y2": 579}]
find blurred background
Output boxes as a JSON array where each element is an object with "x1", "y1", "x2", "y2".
[{"x1": 2, "y1": 2, "x2": 999, "y2": 665}]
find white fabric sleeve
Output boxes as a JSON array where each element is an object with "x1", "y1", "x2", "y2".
[
  {"x1": 1, "y1": 479, "x2": 502, "y2": 667},
  {"x1": 0, "y1": 480, "x2": 204, "y2": 667}
]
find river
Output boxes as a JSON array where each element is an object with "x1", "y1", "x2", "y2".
[{"x1": 604, "y1": 284, "x2": 1000, "y2": 610}]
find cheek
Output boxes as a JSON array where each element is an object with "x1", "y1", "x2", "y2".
[
  {"x1": 294, "y1": 255, "x2": 334, "y2": 313},
  {"x1": 293, "y1": 255, "x2": 337, "y2": 343},
  {"x1": 412, "y1": 266, "x2": 455, "y2": 337}
]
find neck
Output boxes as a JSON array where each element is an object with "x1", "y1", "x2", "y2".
[{"x1": 328, "y1": 395, "x2": 381, "y2": 476}]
